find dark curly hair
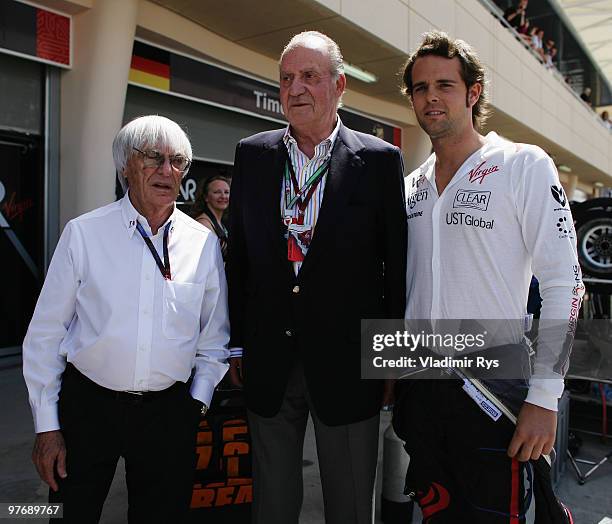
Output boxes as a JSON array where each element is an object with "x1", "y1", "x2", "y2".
[{"x1": 401, "y1": 31, "x2": 490, "y2": 129}]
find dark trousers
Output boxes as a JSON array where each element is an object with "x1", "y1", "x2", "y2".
[
  {"x1": 394, "y1": 380, "x2": 568, "y2": 523},
  {"x1": 247, "y1": 362, "x2": 379, "y2": 524},
  {"x1": 49, "y1": 364, "x2": 201, "y2": 523}
]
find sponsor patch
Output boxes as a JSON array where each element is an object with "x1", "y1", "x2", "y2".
[
  {"x1": 446, "y1": 212, "x2": 494, "y2": 229},
  {"x1": 453, "y1": 190, "x2": 491, "y2": 211},
  {"x1": 551, "y1": 185, "x2": 567, "y2": 207},
  {"x1": 462, "y1": 380, "x2": 502, "y2": 421},
  {"x1": 567, "y1": 295, "x2": 580, "y2": 338},
  {"x1": 468, "y1": 161, "x2": 499, "y2": 184},
  {"x1": 407, "y1": 210, "x2": 423, "y2": 220},
  {"x1": 556, "y1": 216, "x2": 574, "y2": 238},
  {"x1": 411, "y1": 174, "x2": 427, "y2": 189},
  {"x1": 407, "y1": 189, "x2": 428, "y2": 209}
]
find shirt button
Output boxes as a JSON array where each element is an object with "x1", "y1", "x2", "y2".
[
  {"x1": 292, "y1": 285, "x2": 300, "y2": 294},
  {"x1": 139, "y1": 345, "x2": 146, "y2": 352},
  {"x1": 145, "y1": 274, "x2": 151, "y2": 281},
  {"x1": 285, "y1": 330, "x2": 293, "y2": 337}
]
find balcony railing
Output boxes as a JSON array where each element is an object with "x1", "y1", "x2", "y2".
[{"x1": 477, "y1": 0, "x2": 610, "y2": 132}]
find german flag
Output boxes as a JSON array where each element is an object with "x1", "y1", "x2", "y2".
[{"x1": 129, "y1": 41, "x2": 170, "y2": 91}]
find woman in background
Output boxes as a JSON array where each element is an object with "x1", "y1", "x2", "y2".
[{"x1": 191, "y1": 175, "x2": 230, "y2": 258}]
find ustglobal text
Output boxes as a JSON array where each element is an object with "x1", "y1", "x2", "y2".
[{"x1": 372, "y1": 356, "x2": 500, "y2": 370}]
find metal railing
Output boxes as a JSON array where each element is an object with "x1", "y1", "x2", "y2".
[{"x1": 477, "y1": 0, "x2": 612, "y2": 133}]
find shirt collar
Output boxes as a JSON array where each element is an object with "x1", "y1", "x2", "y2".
[
  {"x1": 283, "y1": 115, "x2": 342, "y2": 158},
  {"x1": 422, "y1": 132, "x2": 506, "y2": 188},
  {"x1": 121, "y1": 191, "x2": 177, "y2": 238}
]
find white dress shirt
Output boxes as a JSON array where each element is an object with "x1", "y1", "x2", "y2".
[
  {"x1": 405, "y1": 132, "x2": 583, "y2": 411},
  {"x1": 23, "y1": 194, "x2": 230, "y2": 433}
]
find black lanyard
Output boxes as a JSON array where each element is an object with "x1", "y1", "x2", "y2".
[{"x1": 136, "y1": 221, "x2": 171, "y2": 280}]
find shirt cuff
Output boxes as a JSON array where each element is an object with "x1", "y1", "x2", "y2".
[
  {"x1": 33, "y1": 404, "x2": 60, "y2": 433},
  {"x1": 229, "y1": 347, "x2": 243, "y2": 358},
  {"x1": 525, "y1": 377, "x2": 564, "y2": 412},
  {"x1": 190, "y1": 377, "x2": 216, "y2": 408}
]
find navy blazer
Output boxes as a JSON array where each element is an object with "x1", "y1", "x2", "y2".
[{"x1": 226, "y1": 123, "x2": 407, "y2": 425}]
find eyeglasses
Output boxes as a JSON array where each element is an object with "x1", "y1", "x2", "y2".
[{"x1": 133, "y1": 147, "x2": 191, "y2": 172}]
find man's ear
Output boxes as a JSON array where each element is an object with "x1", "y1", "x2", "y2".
[
  {"x1": 336, "y1": 73, "x2": 347, "y2": 97},
  {"x1": 466, "y1": 82, "x2": 482, "y2": 109}
]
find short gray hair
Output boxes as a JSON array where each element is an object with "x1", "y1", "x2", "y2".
[
  {"x1": 281, "y1": 31, "x2": 344, "y2": 80},
  {"x1": 113, "y1": 115, "x2": 193, "y2": 192}
]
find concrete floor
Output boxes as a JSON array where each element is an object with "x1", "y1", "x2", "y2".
[{"x1": 1, "y1": 358, "x2": 611, "y2": 523}]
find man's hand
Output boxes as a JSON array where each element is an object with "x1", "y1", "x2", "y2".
[
  {"x1": 32, "y1": 430, "x2": 67, "y2": 492},
  {"x1": 228, "y1": 357, "x2": 243, "y2": 387},
  {"x1": 507, "y1": 402, "x2": 557, "y2": 462}
]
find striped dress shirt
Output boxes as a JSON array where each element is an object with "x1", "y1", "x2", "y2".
[{"x1": 281, "y1": 116, "x2": 341, "y2": 275}]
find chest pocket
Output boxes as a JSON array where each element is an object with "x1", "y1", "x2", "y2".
[{"x1": 162, "y1": 281, "x2": 205, "y2": 341}]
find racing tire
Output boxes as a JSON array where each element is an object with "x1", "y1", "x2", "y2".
[{"x1": 575, "y1": 211, "x2": 612, "y2": 291}]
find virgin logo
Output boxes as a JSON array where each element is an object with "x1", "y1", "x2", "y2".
[
  {"x1": 468, "y1": 161, "x2": 499, "y2": 184},
  {"x1": 1, "y1": 191, "x2": 34, "y2": 222}
]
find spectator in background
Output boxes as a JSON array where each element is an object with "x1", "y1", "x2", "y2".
[
  {"x1": 528, "y1": 26, "x2": 540, "y2": 47},
  {"x1": 504, "y1": 0, "x2": 528, "y2": 29},
  {"x1": 531, "y1": 28, "x2": 545, "y2": 60},
  {"x1": 191, "y1": 175, "x2": 230, "y2": 259},
  {"x1": 544, "y1": 45, "x2": 557, "y2": 70},
  {"x1": 580, "y1": 86, "x2": 593, "y2": 107},
  {"x1": 519, "y1": 20, "x2": 533, "y2": 47},
  {"x1": 601, "y1": 111, "x2": 612, "y2": 130}
]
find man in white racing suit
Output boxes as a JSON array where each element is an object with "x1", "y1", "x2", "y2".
[{"x1": 393, "y1": 31, "x2": 583, "y2": 523}]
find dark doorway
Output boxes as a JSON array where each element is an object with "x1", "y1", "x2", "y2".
[{"x1": 0, "y1": 132, "x2": 44, "y2": 352}]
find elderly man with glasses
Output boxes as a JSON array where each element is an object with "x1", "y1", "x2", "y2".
[{"x1": 23, "y1": 115, "x2": 229, "y2": 523}]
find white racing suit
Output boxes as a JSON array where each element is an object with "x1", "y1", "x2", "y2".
[{"x1": 396, "y1": 132, "x2": 583, "y2": 523}]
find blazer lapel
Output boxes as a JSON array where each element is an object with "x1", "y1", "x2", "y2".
[
  {"x1": 298, "y1": 127, "x2": 364, "y2": 279},
  {"x1": 258, "y1": 138, "x2": 293, "y2": 267}
]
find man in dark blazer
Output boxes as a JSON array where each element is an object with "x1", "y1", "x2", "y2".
[{"x1": 226, "y1": 31, "x2": 407, "y2": 524}]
